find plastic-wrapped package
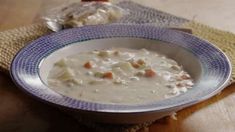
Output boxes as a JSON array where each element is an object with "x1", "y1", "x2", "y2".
[{"x1": 42, "y1": 1, "x2": 129, "y2": 31}]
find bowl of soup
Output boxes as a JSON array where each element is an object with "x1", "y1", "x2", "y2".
[{"x1": 10, "y1": 24, "x2": 231, "y2": 124}]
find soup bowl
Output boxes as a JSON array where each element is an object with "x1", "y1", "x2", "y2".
[{"x1": 10, "y1": 24, "x2": 231, "y2": 124}]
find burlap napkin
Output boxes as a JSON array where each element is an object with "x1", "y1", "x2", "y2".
[{"x1": 0, "y1": 1, "x2": 234, "y2": 132}]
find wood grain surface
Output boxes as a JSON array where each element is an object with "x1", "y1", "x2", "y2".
[{"x1": 0, "y1": 0, "x2": 235, "y2": 132}]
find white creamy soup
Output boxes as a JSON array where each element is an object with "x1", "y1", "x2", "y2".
[{"x1": 47, "y1": 48, "x2": 194, "y2": 105}]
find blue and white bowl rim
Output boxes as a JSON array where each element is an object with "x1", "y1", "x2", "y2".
[{"x1": 10, "y1": 24, "x2": 232, "y2": 113}]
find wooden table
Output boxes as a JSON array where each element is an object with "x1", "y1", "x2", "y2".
[{"x1": 1, "y1": 0, "x2": 235, "y2": 131}]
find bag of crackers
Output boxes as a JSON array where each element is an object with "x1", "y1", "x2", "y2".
[{"x1": 42, "y1": 0, "x2": 129, "y2": 31}]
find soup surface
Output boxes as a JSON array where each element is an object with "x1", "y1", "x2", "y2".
[{"x1": 47, "y1": 48, "x2": 193, "y2": 104}]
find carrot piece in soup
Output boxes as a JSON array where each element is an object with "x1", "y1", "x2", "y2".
[
  {"x1": 103, "y1": 72, "x2": 113, "y2": 79},
  {"x1": 145, "y1": 69, "x2": 156, "y2": 77},
  {"x1": 84, "y1": 61, "x2": 92, "y2": 69}
]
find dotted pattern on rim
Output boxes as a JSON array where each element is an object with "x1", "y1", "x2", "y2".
[
  {"x1": 11, "y1": 24, "x2": 231, "y2": 113},
  {"x1": 184, "y1": 21, "x2": 235, "y2": 81}
]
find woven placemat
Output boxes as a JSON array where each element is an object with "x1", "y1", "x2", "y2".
[{"x1": 0, "y1": 1, "x2": 234, "y2": 132}]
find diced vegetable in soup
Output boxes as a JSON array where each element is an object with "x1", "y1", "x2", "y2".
[{"x1": 47, "y1": 48, "x2": 194, "y2": 105}]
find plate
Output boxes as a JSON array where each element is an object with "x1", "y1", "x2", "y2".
[{"x1": 10, "y1": 24, "x2": 232, "y2": 124}]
